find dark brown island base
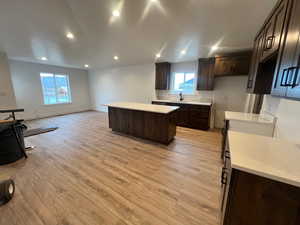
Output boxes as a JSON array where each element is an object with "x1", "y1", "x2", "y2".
[{"x1": 106, "y1": 102, "x2": 179, "y2": 145}]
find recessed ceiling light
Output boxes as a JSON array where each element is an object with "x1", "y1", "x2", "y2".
[
  {"x1": 181, "y1": 50, "x2": 186, "y2": 55},
  {"x1": 156, "y1": 53, "x2": 161, "y2": 58},
  {"x1": 41, "y1": 57, "x2": 48, "y2": 61},
  {"x1": 114, "y1": 56, "x2": 119, "y2": 60},
  {"x1": 66, "y1": 32, "x2": 75, "y2": 40},
  {"x1": 84, "y1": 64, "x2": 89, "y2": 68},
  {"x1": 112, "y1": 10, "x2": 120, "y2": 17},
  {"x1": 211, "y1": 45, "x2": 219, "y2": 51}
]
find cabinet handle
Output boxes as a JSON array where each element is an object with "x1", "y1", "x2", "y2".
[
  {"x1": 247, "y1": 79, "x2": 253, "y2": 89},
  {"x1": 225, "y1": 151, "x2": 230, "y2": 159},
  {"x1": 280, "y1": 68, "x2": 288, "y2": 86},
  {"x1": 221, "y1": 167, "x2": 228, "y2": 186},
  {"x1": 281, "y1": 68, "x2": 294, "y2": 87},
  {"x1": 264, "y1": 36, "x2": 275, "y2": 51},
  {"x1": 291, "y1": 66, "x2": 300, "y2": 88}
]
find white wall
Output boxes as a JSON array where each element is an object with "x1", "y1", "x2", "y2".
[
  {"x1": 0, "y1": 53, "x2": 17, "y2": 110},
  {"x1": 9, "y1": 60, "x2": 91, "y2": 120},
  {"x1": 89, "y1": 64, "x2": 156, "y2": 112},
  {"x1": 262, "y1": 95, "x2": 300, "y2": 144},
  {"x1": 213, "y1": 76, "x2": 249, "y2": 128}
]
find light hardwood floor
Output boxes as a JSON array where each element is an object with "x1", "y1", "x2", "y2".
[{"x1": 0, "y1": 111, "x2": 223, "y2": 225}]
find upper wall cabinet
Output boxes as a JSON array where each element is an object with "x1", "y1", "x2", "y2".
[
  {"x1": 197, "y1": 58, "x2": 215, "y2": 90},
  {"x1": 247, "y1": 0, "x2": 290, "y2": 95},
  {"x1": 261, "y1": 0, "x2": 288, "y2": 61},
  {"x1": 272, "y1": 0, "x2": 300, "y2": 99},
  {"x1": 214, "y1": 52, "x2": 251, "y2": 77},
  {"x1": 155, "y1": 62, "x2": 171, "y2": 90}
]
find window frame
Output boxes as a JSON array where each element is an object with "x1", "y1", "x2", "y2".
[
  {"x1": 40, "y1": 73, "x2": 72, "y2": 105},
  {"x1": 170, "y1": 72, "x2": 197, "y2": 94}
]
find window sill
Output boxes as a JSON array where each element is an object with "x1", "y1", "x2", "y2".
[
  {"x1": 169, "y1": 90, "x2": 196, "y2": 95},
  {"x1": 43, "y1": 102, "x2": 72, "y2": 106}
]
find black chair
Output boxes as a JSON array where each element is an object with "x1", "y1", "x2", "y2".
[{"x1": 0, "y1": 109, "x2": 27, "y2": 206}]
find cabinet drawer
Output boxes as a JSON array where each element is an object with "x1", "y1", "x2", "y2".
[
  {"x1": 190, "y1": 105, "x2": 211, "y2": 112},
  {"x1": 190, "y1": 110, "x2": 209, "y2": 119}
]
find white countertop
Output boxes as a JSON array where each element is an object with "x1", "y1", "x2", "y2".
[
  {"x1": 228, "y1": 131, "x2": 300, "y2": 187},
  {"x1": 225, "y1": 111, "x2": 275, "y2": 124},
  {"x1": 152, "y1": 99, "x2": 212, "y2": 106},
  {"x1": 105, "y1": 102, "x2": 179, "y2": 114}
]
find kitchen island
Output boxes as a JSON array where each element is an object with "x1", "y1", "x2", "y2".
[{"x1": 106, "y1": 102, "x2": 179, "y2": 144}]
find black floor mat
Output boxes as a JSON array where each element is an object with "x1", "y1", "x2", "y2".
[{"x1": 24, "y1": 127, "x2": 58, "y2": 137}]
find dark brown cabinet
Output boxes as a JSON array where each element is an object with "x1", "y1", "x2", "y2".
[
  {"x1": 222, "y1": 168, "x2": 300, "y2": 225},
  {"x1": 247, "y1": 32, "x2": 266, "y2": 93},
  {"x1": 152, "y1": 101, "x2": 211, "y2": 130},
  {"x1": 155, "y1": 62, "x2": 171, "y2": 90},
  {"x1": 272, "y1": 0, "x2": 300, "y2": 99},
  {"x1": 247, "y1": 0, "x2": 300, "y2": 99},
  {"x1": 197, "y1": 58, "x2": 215, "y2": 90},
  {"x1": 214, "y1": 52, "x2": 251, "y2": 77},
  {"x1": 261, "y1": 0, "x2": 287, "y2": 61}
]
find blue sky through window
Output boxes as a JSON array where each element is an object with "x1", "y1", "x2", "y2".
[
  {"x1": 40, "y1": 73, "x2": 71, "y2": 105},
  {"x1": 172, "y1": 72, "x2": 195, "y2": 93}
]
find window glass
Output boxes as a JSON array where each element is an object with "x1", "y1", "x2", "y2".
[
  {"x1": 40, "y1": 73, "x2": 71, "y2": 104},
  {"x1": 172, "y1": 72, "x2": 196, "y2": 93}
]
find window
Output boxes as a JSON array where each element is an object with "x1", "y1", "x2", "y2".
[
  {"x1": 172, "y1": 72, "x2": 196, "y2": 93},
  {"x1": 40, "y1": 73, "x2": 72, "y2": 105}
]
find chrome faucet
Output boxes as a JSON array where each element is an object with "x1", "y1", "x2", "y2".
[{"x1": 179, "y1": 92, "x2": 184, "y2": 101}]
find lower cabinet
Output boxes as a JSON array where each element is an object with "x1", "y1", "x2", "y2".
[
  {"x1": 152, "y1": 101, "x2": 211, "y2": 130},
  {"x1": 221, "y1": 154, "x2": 300, "y2": 225}
]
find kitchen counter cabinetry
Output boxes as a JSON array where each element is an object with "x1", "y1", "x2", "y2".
[
  {"x1": 155, "y1": 62, "x2": 171, "y2": 90},
  {"x1": 247, "y1": 0, "x2": 290, "y2": 94},
  {"x1": 214, "y1": 52, "x2": 251, "y2": 77},
  {"x1": 273, "y1": 0, "x2": 300, "y2": 98},
  {"x1": 197, "y1": 58, "x2": 215, "y2": 90},
  {"x1": 221, "y1": 131, "x2": 300, "y2": 225},
  {"x1": 248, "y1": 0, "x2": 300, "y2": 99},
  {"x1": 106, "y1": 102, "x2": 178, "y2": 144},
  {"x1": 152, "y1": 101, "x2": 211, "y2": 130}
]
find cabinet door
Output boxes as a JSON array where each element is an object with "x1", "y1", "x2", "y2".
[
  {"x1": 272, "y1": 1, "x2": 299, "y2": 97},
  {"x1": 247, "y1": 33, "x2": 265, "y2": 92},
  {"x1": 215, "y1": 54, "x2": 251, "y2": 76},
  {"x1": 261, "y1": 0, "x2": 287, "y2": 61},
  {"x1": 177, "y1": 105, "x2": 190, "y2": 127},
  {"x1": 155, "y1": 62, "x2": 171, "y2": 90},
  {"x1": 197, "y1": 58, "x2": 215, "y2": 90},
  {"x1": 286, "y1": 0, "x2": 300, "y2": 99}
]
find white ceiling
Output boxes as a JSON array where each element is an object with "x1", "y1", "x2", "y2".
[{"x1": 0, "y1": 0, "x2": 277, "y2": 69}]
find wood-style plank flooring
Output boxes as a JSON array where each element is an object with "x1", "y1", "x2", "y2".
[{"x1": 0, "y1": 111, "x2": 223, "y2": 225}]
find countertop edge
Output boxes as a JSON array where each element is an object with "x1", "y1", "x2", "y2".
[
  {"x1": 152, "y1": 100, "x2": 212, "y2": 106},
  {"x1": 231, "y1": 163, "x2": 300, "y2": 188},
  {"x1": 105, "y1": 104, "x2": 179, "y2": 114}
]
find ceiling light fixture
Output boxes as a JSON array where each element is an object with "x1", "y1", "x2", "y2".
[
  {"x1": 114, "y1": 56, "x2": 119, "y2": 60},
  {"x1": 41, "y1": 57, "x2": 48, "y2": 61},
  {"x1": 156, "y1": 53, "x2": 161, "y2": 58},
  {"x1": 181, "y1": 50, "x2": 186, "y2": 55},
  {"x1": 112, "y1": 10, "x2": 120, "y2": 17},
  {"x1": 66, "y1": 32, "x2": 75, "y2": 40},
  {"x1": 84, "y1": 64, "x2": 89, "y2": 68},
  {"x1": 211, "y1": 45, "x2": 219, "y2": 51}
]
